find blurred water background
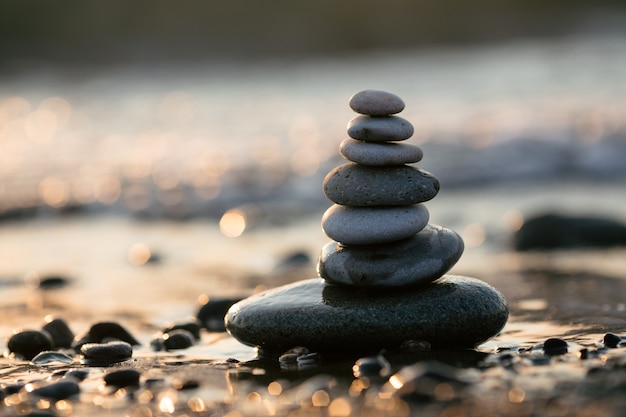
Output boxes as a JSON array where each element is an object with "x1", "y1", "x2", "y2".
[{"x1": 1, "y1": 1, "x2": 626, "y2": 336}]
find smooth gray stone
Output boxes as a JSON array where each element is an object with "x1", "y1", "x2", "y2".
[
  {"x1": 225, "y1": 276, "x2": 509, "y2": 354},
  {"x1": 323, "y1": 163, "x2": 439, "y2": 206},
  {"x1": 349, "y1": 90, "x2": 405, "y2": 116},
  {"x1": 340, "y1": 138, "x2": 423, "y2": 166},
  {"x1": 318, "y1": 224, "x2": 464, "y2": 287},
  {"x1": 347, "y1": 115, "x2": 414, "y2": 142},
  {"x1": 321, "y1": 204, "x2": 429, "y2": 245}
]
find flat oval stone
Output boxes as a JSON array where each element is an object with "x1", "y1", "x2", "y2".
[
  {"x1": 80, "y1": 341, "x2": 133, "y2": 365},
  {"x1": 347, "y1": 115, "x2": 414, "y2": 142},
  {"x1": 340, "y1": 138, "x2": 423, "y2": 166},
  {"x1": 323, "y1": 163, "x2": 439, "y2": 206},
  {"x1": 318, "y1": 224, "x2": 464, "y2": 287},
  {"x1": 349, "y1": 90, "x2": 405, "y2": 116},
  {"x1": 225, "y1": 276, "x2": 508, "y2": 354},
  {"x1": 321, "y1": 204, "x2": 429, "y2": 245}
]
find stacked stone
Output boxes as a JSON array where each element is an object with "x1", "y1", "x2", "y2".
[
  {"x1": 318, "y1": 90, "x2": 464, "y2": 288},
  {"x1": 225, "y1": 90, "x2": 508, "y2": 355}
]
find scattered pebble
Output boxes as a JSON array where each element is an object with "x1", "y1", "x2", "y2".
[
  {"x1": 279, "y1": 346, "x2": 310, "y2": 364},
  {"x1": 603, "y1": 332, "x2": 623, "y2": 348},
  {"x1": 543, "y1": 338, "x2": 568, "y2": 355},
  {"x1": 37, "y1": 275, "x2": 71, "y2": 290},
  {"x1": 73, "y1": 321, "x2": 140, "y2": 351},
  {"x1": 161, "y1": 329, "x2": 195, "y2": 351},
  {"x1": 7, "y1": 330, "x2": 54, "y2": 360},
  {"x1": 104, "y1": 369, "x2": 141, "y2": 388},
  {"x1": 197, "y1": 297, "x2": 242, "y2": 332},
  {"x1": 161, "y1": 322, "x2": 202, "y2": 340},
  {"x1": 30, "y1": 380, "x2": 80, "y2": 401},
  {"x1": 80, "y1": 341, "x2": 133, "y2": 365},
  {"x1": 42, "y1": 317, "x2": 75, "y2": 349}
]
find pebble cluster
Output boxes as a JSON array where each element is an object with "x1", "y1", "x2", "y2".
[{"x1": 319, "y1": 90, "x2": 463, "y2": 287}]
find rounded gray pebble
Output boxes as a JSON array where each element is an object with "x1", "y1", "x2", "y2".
[
  {"x1": 318, "y1": 224, "x2": 464, "y2": 287},
  {"x1": 323, "y1": 163, "x2": 439, "y2": 206},
  {"x1": 80, "y1": 341, "x2": 133, "y2": 364},
  {"x1": 347, "y1": 115, "x2": 414, "y2": 142},
  {"x1": 339, "y1": 138, "x2": 423, "y2": 166},
  {"x1": 349, "y1": 90, "x2": 405, "y2": 116},
  {"x1": 225, "y1": 276, "x2": 509, "y2": 353},
  {"x1": 321, "y1": 204, "x2": 429, "y2": 245}
]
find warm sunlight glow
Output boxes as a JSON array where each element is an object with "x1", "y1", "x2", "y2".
[
  {"x1": 219, "y1": 209, "x2": 247, "y2": 238},
  {"x1": 38, "y1": 176, "x2": 69, "y2": 208},
  {"x1": 128, "y1": 243, "x2": 152, "y2": 266},
  {"x1": 462, "y1": 223, "x2": 486, "y2": 248},
  {"x1": 328, "y1": 398, "x2": 351, "y2": 417}
]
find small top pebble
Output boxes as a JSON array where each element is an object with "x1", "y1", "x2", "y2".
[{"x1": 349, "y1": 90, "x2": 405, "y2": 116}]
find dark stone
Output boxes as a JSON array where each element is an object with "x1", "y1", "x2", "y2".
[
  {"x1": 37, "y1": 275, "x2": 71, "y2": 290},
  {"x1": 80, "y1": 341, "x2": 133, "y2": 365},
  {"x1": 543, "y1": 338, "x2": 568, "y2": 355},
  {"x1": 104, "y1": 369, "x2": 141, "y2": 388},
  {"x1": 323, "y1": 163, "x2": 439, "y2": 206},
  {"x1": 72, "y1": 322, "x2": 140, "y2": 351},
  {"x1": 7, "y1": 330, "x2": 54, "y2": 360},
  {"x1": 197, "y1": 297, "x2": 242, "y2": 332},
  {"x1": 162, "y1": 322, "x2": 202, "y2": 340},
  {"x1": 65, "y1": 369, "x2": 90, "y2": 381},
  {"x1": 42, "y1": 317, "x2": 74, "y2": 349},
  {"x1": 318, "y1": 225, "x2": 464, "y2": 287},
  {"x1": 603, "y1": 333, "x2": 623, "y2": 348},
  {"x1": 514, "y1": 213, "x2": 626, "y2": 251},
  {"x1": 225, "y1": 276, "x2": 508, "y2": 354},
  {"x1": 31, "y1": 380, "x2": 80, "y2": 401},
  {"x1": 162, "y1": 329, "x2": 195, "y2": 350}
]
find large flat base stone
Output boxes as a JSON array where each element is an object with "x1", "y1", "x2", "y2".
[{"x1": 225, "y1": 276, "x2": 508, "y2": 355}]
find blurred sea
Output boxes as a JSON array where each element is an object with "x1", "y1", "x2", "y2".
[
  {"x1": 1, "y1": 34, "x2": 626, "y2": 340},
  {"x1": 1, "y1": 34, "x2": 625, "y2": 221}
]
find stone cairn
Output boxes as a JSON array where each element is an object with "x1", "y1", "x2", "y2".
[
  {"x1": 318, "y1": 89, "x2": 463, "y2": 287},
  {"x1": 225, "y1": 90, "x2": 508, "y2": 355}
]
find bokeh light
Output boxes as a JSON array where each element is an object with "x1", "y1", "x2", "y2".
[
  {"x1": 219, "y1": 209, "x2": 247, "y2": 238},
  {"x1": 38, "y1": 176, "x2": 69, "y2": 208},
  {"x1": 128, "y1": 243, "x2": 152, "y2": 266}
]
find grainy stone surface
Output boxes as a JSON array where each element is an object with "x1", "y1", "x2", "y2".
[
  {"x1": 80, "y1": 341, "x2": 133, "y2": 364},
  {"x1": 321, "y1": 204, "x2": 429, "y2": 245},
  {"x1": 349, "y1": 90, "x2": 405, "y2": 116},
  {"x1": 323, "y1": 163, "x2": 439, "y2": 206},
  {"x1": 347, "y1": 115, "x2": 414, "y2": 142},
  {"x1": 318, "y1": 224, "x2": 464, "y2": 287},
  {"x1": 339, "y1": 138, "x2": 423, "y2": 166},
  {"x1": 225, "y1": 276, "x2": 509, "y2": 354}
]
